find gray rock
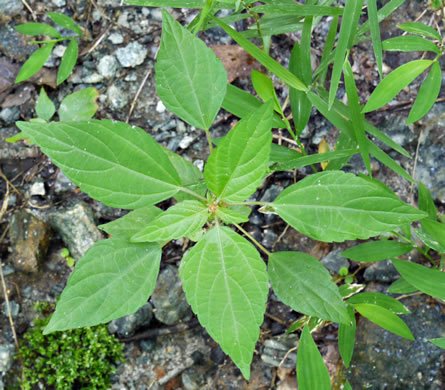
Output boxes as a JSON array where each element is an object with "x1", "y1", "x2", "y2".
[
  {"x1": 0, "y1": 107, "x2": 20, "y2": 123},
  {"x1": 261, "y1": 333, "x2": 297, "y2": 368},
  {"x1": 262, "y1": 229, "x2": 277, "y2": 248},
  {"x1": 378, "y1": 116, "x2": 415, "y2": 150},
  {"x1": 53, "y1": 170, "x2": 76, "y2": 193},
  {"x1": 0, "y1": 128, "x2": 40, "y2": 160},
  {"x1": 97, "y1": 55, "x2": 119, "y2": 79},
  {"x1": 151, "y1": 265, "x2": 192, "y2": 325},
  {"x1": 47, "y1": 201, "x2": 103, "y2": 260},
  {"x1": 29, "y1": 180, "x2": 45, "y2": 196},
  {"x1": 0, "y1": 0, "x2": 23, "y2": 16},
  {"x1": 0, "y1": 344, "x2": 14, "y2": 374},
  {"x1": 321, "y1": 249, "x2": 349, "y2": 274},
  {"x1": 108, "y1": 303, "x2": 153, "y2": 338},
  {"x1": 8, "y1": 210, "x2": 52, "y2": 272},
  {"x1": 51, "y1": 0, "x2": 66, "y2": 6},
  {"x1": 115, "y1": 41, "x2": 148, "y2": 68},
  {"x1": 363, "y1": 259, "x2": 399, "y2": 282},
  {"x1": 182, "y1": 365, "x2": 206, "y2": 390},
  {"x1": 107, "y1": 84, "x2": 129, "y2": 109},
  {"x1": 108, "y1": 32, "x2": 124, "y2": 44},
  {"x1": 0, "y1": 25, "x2": 35, "y2": 62},
  {"x1": 1, "y1": 300, "x2": 19, "y2": 318},
  {"x1": 348, "y1": 294, "x2": 445, "y2": 389},
  {"x1": 260, "y1": 184, "x2": 282, "y2": 203}
]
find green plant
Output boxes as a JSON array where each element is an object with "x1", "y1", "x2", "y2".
[
  {"x1": 13, "y1": 0, "x2": 445, "y2": 387},
  {"x1": 15, "y1": 12, "x2": 83, "y2": 85},
  {"x1": 60, "y1": 247, "x2": 74, "y2": 267},
  {"x1": 19, "y1": 302, "x2": 124, "y2": 389}
]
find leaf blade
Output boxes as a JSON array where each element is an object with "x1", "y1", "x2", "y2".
[
  {"x1": 338, "y1": 305, "x2": 356, "y2": 368},
  {"x1": 35, "y1": 87, "x2": 56, "y2": 121},
  {"x1": 57, "y1": 39, "x2": 78, "y2": 85},
  {"x1": 341, "y1": 240, "x2": 414, "y2": 262},
  {"x1": 15, "y1": 42, "x2": 55, "y2": 83},
  {"x1": 58, "y1": 87, "x2": 98, "y2": 122}
]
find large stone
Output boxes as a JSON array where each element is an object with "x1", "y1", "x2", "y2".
[
  {"x1": 47, "y1": 201, "x2": 103, "y2": 260},
  {"x1": 321, "y1": 249, "x2": 349, "y2": 274},
  {"x1": 0, "y1": 25, "x2": 35, "y2": 62},
  {"x1": 0, "y1": 0, "x2": 23, "y2": 17},
  {"x1": 151, "y1": 265, "x2": 192, "y2": 325},
  {"x1": 8, "y1": 210, "x2": 51, "y2": 272},
  {"x1": 108, "y1": 303, "x2": 153, "y2": 338}
]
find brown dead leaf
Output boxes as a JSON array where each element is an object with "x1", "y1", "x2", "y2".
[
  {"x1": 1, "y1": 84, "x2": 34, "y2": 108},
  {"x1": 211, "y1": 45, "x2": 261, "y2": 83},
  {"x1": 28, "y1": 68, "x2": 57, "y2": 89},
  {"x1": 0, "y1": 57, "x2": 19, "y2": 94},
  {"x1": 276, "y1": 367, "x2": 297, "y2": 390}
]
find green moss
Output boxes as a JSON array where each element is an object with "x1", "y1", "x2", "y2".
[{"x1": 19, "y1": 302, "x2": 124, "y2": 389}]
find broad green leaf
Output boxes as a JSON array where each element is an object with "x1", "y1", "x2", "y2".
[
  {"x1": 420, "y1": 218, "x2": 445, "y2": 249},
  {"x1": 131, "y1": 200, "x2": 208, "y2": 242},
  {"x1": 47, "y1": 12, "x2": 83, "y2": 35},
  {"x1": 16, "y1": 120, "x2": 181, "y2": 208},
  {"x1": 289, "y1": 23, "x2": 312, "y2": 136},
  {"x1": 429, "y1": 338, "x2": 445, "y2": 349},
  {"x1": 252, "y1": 4, "x2": 343, "y2": 16},
  {"x1": 211, "y1": 17, "x2": 307, "y2": 92},
  {"x1": 382, "y1": 36, "x2": 440, "y2": 53},
  {"x1": 387, "y1": 277, "x2": 418, "y2": 294},
  {"x1": 328, "y1": 0, "x2": 364, "y2": 108},
  {"x1": 418, "y1": 181, "x2": 438, "y2": 219},
  {"x1": 398, "y1": 22, "x2": 442, "y2": 41},
  {"x1": 297, "y1": 326, "x2": 331, "y2": 390},
  {"x1": 415, "y1": 228, "x2": 445, "y2": 253},
  {"x1": 204, "y1": 101, "x2": 273, "y2": 202},
  {"x1": 352, "y1": 303, "x2": 414, "y2": 340},
  {"x1": 179, "y1": 225, "x2": 268, "y2": 379},
  {"x1": 368, "y1": 0, "x2": 383, "y2": 79},
  {"x1": 216, "y1": 205, "x2": 251, "y2": 224},
  {"x1": 271, "y1": 148, "x2": 359, "y2": 172},
  {"x1": 392, "y1": 258, "x2": 445, "y2": 300},
  {"x1": 15, "y1": 42, "x2": 55, "y2": 83},
  {"x1": 15, "y1": 23, "x2": 61, "y2": 38},
  {"x1": 362, "y1": 60, "x2": 433, "y2": 113},
  {"x1": 58, "y1": 87, "x2": 98, "y2": 122},
  {"x1": 341, "y1": 240, "x2": 413, "y2": 262},
  {"x1": 273, "y1": 171, "x2": 426, "y2": 242},
  {"x1": 57, "y1": 39, "x2": 78, "y2": 85},
  {"x1": 343, "y1": 59, "x2": 371, "y2": 175},
  {"x1": 35, "y1": 87, "x2": 56, "y2": 121},
  {"x1": 269, "y1": 252, "x2": 349, "y2": 324},
  {"x1": 251, "y1": 70, "x2": 282, "y2": 114},
  {"x1": 338, "y1": 305, "x2": 356, "y2": 368},
  {"x1": 222, "y1": 84, "x2": 286, "y2": 128},
  {"x1": 156, "y1": 10, "x2": 227, "y2": 129},
  {"x1": 344, "y1": 381, "x2": 352, "y2": 390},
  {"x1": 44, "y1": 239, "x2": 161, "y2": 333},
  {"x1": 347, "y1": 292, "x2": 410, "y2": 314},
  {"x1": 407, "y1": 62, "x2": 442, "y2": 124},
  {"x1": 98, "y1": 206, "x2": 162, "y2": 240}
]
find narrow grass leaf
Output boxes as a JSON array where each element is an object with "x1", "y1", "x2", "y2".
[
  {"x1": 58, "y1": 87, "x2": 98, "y2": 121},
  {"x1": 125, "y1": 0, "x2": 240, "y2": 9},
  {"x1": 347, "y1": 292, "x2": 410, "y2": 314},
  {"x1": 179, "y1": 225, "x2": 268, "y2": 380},
  {"x1": 398, "y1": 22, "x2": 442, "y2": 41},
  {"x1": 297, "y1": 326, "x2": 332, "y2": 390},
  {"x1": 343, "y1": 59, "x2": 371, "y2": 175},
  {"x1": 131, "y1": 200, "x2": 208, "y2": 242},
  {"x1": 252, "y1": 4, "x2": 343, "y2": 16},
  {"x1": 418, "y1": 181, "x2": 438, "y2": 219},
  {"x1": 338, "y1": 305, "x2": 356, "y2": 368},
  {"x1": 44, "y1": 239, "x2": 161, "y2": 333},
  {"x1": 222, "y1": 84, "x2": 286, "y2": 128},
  {"x1": 415, "y1": 228, "x2": 445, "y2": 254},
  {"x1": 35, "y1": 87, "x2": 56, "y2": 121},
  {"x1": 273, "y1": 171, "x2": 426, "y2": 242},
  {"x1": 341, "y1": 240, "x2": 414, "y2": 262},
  {"x1": 204, "y1": 101, "x2": 273, "y2": 202},
  {"x1": 429, "y1": 338, "x2": 445, "y2": 349},
  {"x1": 270, "y1": 143, "x2": 302, "y2": 164},
  {"x1": 269, "y1": 252, "x2": 349, "y2": 323},
  {"x1": 47, "y1": 12, "x2": 83, "y2": 35},
  {"x1": 382, "y1": 36, "x2": 440, "y2": 53},
  {"x1": 353, "y1": 303, "x2": 414, "y2": 340},
  {"x1": 420, "y1": 218, "x2": 445, "y2": 249},
  {"x1": 368, "y1": 0, "x2": 383, "y2": 79},
  {"x1": 99, "y1": 206, "x2": 162, "y2": 240},
  {"x1": 387, "y1": 278, "x2": 418, "y2": 294},
  {"x1": 57, "y1": 39, "x2": 78, "y2": 85},
  {"x1": 156, "y1": 10, "x2": 227, "y2": 129},
  {"x1": 317, "y1": 15, "x2": 338, "y2": 85},
  {"x1": 363, "y1": 60, "x2": 433, "y2": 113},
  {"x1": 15, "y1": 42, "x2": 55, "y2": 83},
  {"x1": 15, "y1": 23, "x2": 61, "y2": 38},
  {"x1": 16, "y1": 120, "x2": 181, "y2": 208},
  {"x1": 392, "y1": 258, "x2": 445, "y2": 300},
  {"x1": 407, "y1": 62, "x2": 442, "y2": 124},
  {"x1": 211, "y1": 17, "x2": 307, "y2": 91},
  {"x1": 328, "y1": 0, "x2": 364, "y2": 108}
]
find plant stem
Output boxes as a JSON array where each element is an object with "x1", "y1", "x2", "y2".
[
  {"x1": 392, "y1": 230, "x2": 437, "y2": 266},
  {"x1": 234, "y1": 223, "x2": 271, "y2": 257},
  {"x1": 204, "y1": 128, "x2": 213, "y2": 153},
  {"x1": 229, "y1": 201, "x2": 271, "y2": 207},
  {"x1": 179, "y1": 186, "x2": 207, "y2": 202}
]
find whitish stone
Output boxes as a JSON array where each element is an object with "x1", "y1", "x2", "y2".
[
  {"x1": 108, "y1": 32, "x2": 124, "y2": 44},
  {"x1": 115, "y1": 41, "x2": 148, "y2": 68},
  {"x1": 29, "y1": 180, "x2": 45, "y2": 196},
  {"x1": 97, "y1": 55, "x2": 118, "y2": 79},
  {"x1": 156, "y1": 100, "x2": 166, "y2": 113}
]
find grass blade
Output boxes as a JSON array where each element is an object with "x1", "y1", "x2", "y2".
[{"x1": 367, "y1": 0, "x2": 383, "y2": 79}]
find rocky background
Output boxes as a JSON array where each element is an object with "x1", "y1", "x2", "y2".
[{"x1": 0, "y1": 0, "x2": 444, "y2": 389}]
